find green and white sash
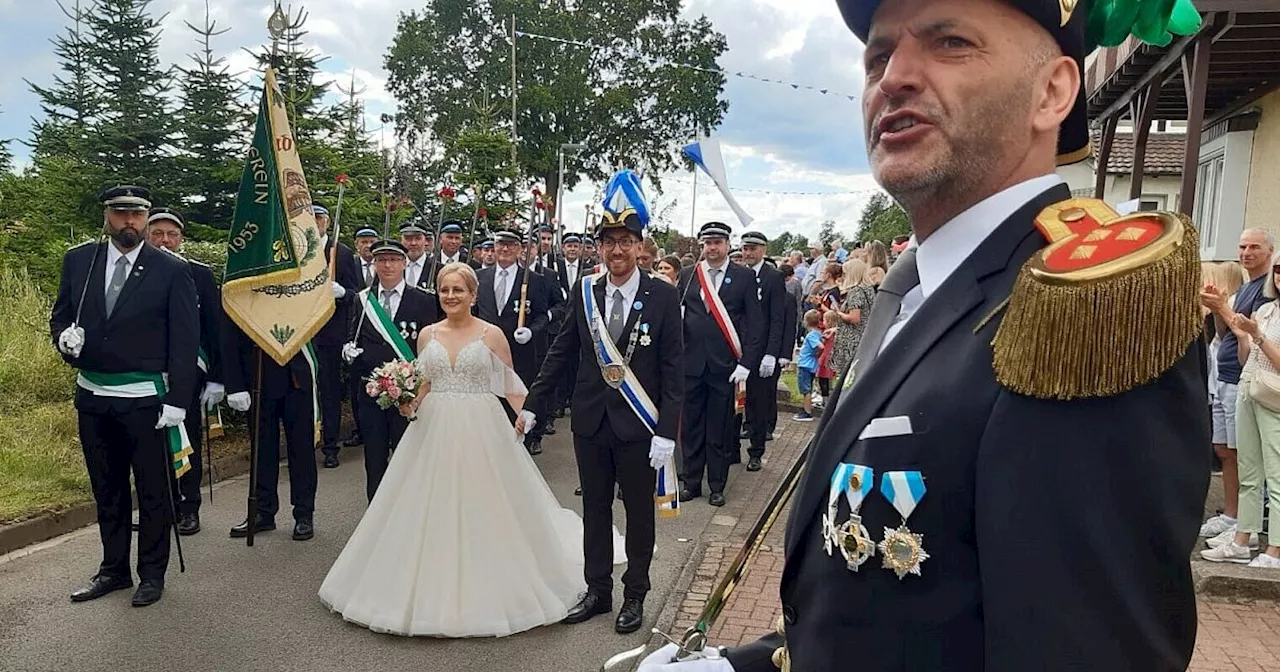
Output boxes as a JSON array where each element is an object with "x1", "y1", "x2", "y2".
[
  {"x1": 197, "y1": 346, "x2": 209, "y2": 374},
  {"x1": 75, "y1": 370, "x2": 193, "y2": 478},
  {"x1": 359, "y1": 288, "x2": 415, "y2": 362},
  {"x1": 300, "y1": 343, "x2": 322, "y2": 444}
]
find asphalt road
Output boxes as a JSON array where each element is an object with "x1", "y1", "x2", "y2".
[{"x1": 0, "y1": 429, "x2": 720, "y2": 672}]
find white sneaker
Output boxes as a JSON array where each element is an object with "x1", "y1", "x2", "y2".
[
  {"x1": 1199, "y1": 514, "x2": 1236, "y2": 537},
  {"x1": 1201, "y1": 542, "x2": 1253, "y2": 564},
  {"x1": 1247, "y1": 554, "x2": 1280, "y2": 569},
  {"x1": 1206, "y1": 527, "x2": 1260, "y2": 550}
]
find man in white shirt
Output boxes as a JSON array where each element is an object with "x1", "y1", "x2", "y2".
[
  {"x1": 399, "y1": 219, "x2": 433, "y2": 290},
  {"x1": 353, "y1": 227, "x2": 378, "y2": 290}
]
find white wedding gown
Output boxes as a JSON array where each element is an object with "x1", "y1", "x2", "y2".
[{"x1": 319, "y1": 332, "x2": 624, "y2": 638}]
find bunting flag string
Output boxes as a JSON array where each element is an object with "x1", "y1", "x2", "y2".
[
  {"x1": 661, "y1": 174, "x2": 883, "y2": 197},
  {"x1": 513, "y1": 30, "x2": 859, "y2": 102}
]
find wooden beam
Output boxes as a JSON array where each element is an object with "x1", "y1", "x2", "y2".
[
  {"x1": 1202, "y1": 78, "x2": 1280, "y2": 126},
  {"x1": 1092, "y1": 14, "x2": 1217, "y2": 125},
  {"x1": 1194, "y1": 0, "x2": 1280, "y2": 12},
  {"x1": 1095, "y1": 116, "x2": 1119, "y2": 199},
  {"x1": 1130, "y1": 81, "x2": 1162, "y2": 199},
  {"x1": 1180, "y1": 33, "x2": 1214, "y2": 217}
]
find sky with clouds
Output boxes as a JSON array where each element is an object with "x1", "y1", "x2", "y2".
[{"x1": 0, "y1": 0, "x2": 885, "y2": 244}]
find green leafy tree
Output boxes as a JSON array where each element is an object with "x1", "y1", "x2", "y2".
[
  {"x1": 856, "y1": 192, "x2": 910, "y2": 245},
  {"x1": 818, "y1": 219, "x2": 837, "y2": 250},
  {"x1": 384, "y1": 0, "x2": 730, "y2": 214},
  {"x1": 768, "y1": 231, "x2": 811, "y2": 257}
]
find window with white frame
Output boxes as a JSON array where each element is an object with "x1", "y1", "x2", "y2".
[{"x1": 1195, "y1": 154, "x2": 1225, "y2": 246}]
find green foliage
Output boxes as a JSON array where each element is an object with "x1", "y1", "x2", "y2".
[
  {"x1": 818, "y1": 219, "x2": 837, "y2": 249},
  {"x1": 767, "y1": 231, "x2": 811, "y2": 257},
  {"x1": 182, "y1": 240, "x2": 227, "y2": 282},
  {"x1": 856, "y1": 192, "x2": 911, "y2": 245}
]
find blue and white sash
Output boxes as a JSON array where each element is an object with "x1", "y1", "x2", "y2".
[{"x1": 581, "y1": 274, "x2": 659, "y2": 433}]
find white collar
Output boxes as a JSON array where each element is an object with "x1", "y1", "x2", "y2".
[
  {"x1": 605, "y1": 267, "x2": 642, "y2": 297},
  {"x1": 441, "y1": 250, "x2": 458, "y2": 262},
  {"x1": 377, "y1": 279, "x2": 406, "y2": 295},
  {"x1": 320, "y1": 235, "x2": 329, "y2": 248},
  {"x1": 566, "y1": 258, "x2": 579, "y2": 267},
  {"x1": 915, "y1": 174, "x2": 1063, "y2": 299},
  {"x1": 407, "y1": 256, "x2": 423, "y2": 267},
  {"x1": 497, "y1": 262, "x2": 518, "y2": 273},
  {"x1": 702, "y1": 259, "x2": 729, "y2": 273},
  {"x1": 106, "y1": 242, "x2": 143, "y2": 268},
  {"x1": 750, "y1": 261, "x2": 764, "y2": 275}
]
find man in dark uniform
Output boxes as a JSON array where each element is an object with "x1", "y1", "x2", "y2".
[
  {"x1": 519, "y1": 174, "x2": 683, "y2": 634},
  {"x1": 641, "y1": 0, "x2": 1208, "y2": 669},
  {"x1": 50, "y1": 185, "x2": 199, "y2": 607},
  {"x1": 342, "y1": 240, "x2": 439, "y2": 500},
  {"x1": 474, "y1": 228, "x2": 551, "y2": 454},
  {"x1": 401, "y1": 218, "x2": 434, "y2": 290},
  {"x1": 312, "y1": 204, "x2": 362, "y2": 468},
  {"x1": 436, "y1": 219, "x2": 470, "y2": 268},
  {"x1": 676, "y1": 222, "x2": 764, "y2": 507},
  {"x1": 145, "y1": 207, "x2": 224, "y2": 535},
  {"x1": 738, "y1": 231, "x2": 786, "y2": 472},
  {"x1": 555, "y1": 232, "x2": 588, "y2": 418},
  {"x1": 344, "y1": 226, "x2": 381, "y2": 449},
  {"x1": 531, "y1": 224, "x2": 567, "y2": 437}
]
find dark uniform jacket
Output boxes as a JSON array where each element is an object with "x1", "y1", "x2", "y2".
[
  {"x1": 474, "y1": 264, "x2": 551, "y2": 386},
  {"x1": 314, "y1": 239, "x2": 362, "y2": 346},
  {"x1": 677, "y1": 261, "x2": 766, "y2": 382},
  {"x1": 347, "y1": 284, "x2": 439, "y2": 383}
]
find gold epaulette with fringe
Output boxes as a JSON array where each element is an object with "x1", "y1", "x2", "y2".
[{"x1": 992, "y1": 198, "x2": 1202, "y2": 400}]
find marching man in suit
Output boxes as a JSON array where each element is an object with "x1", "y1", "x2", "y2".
[
  {"x1": 145, "y1": 207, "x2": 224, "y2": 536},
  {"x1": 677, "y1": 222, "x2": 764, "y2": 507},
  {"x1": 436, "y1": 220, "x2": 469, "y2": 267},
  {"x1": 50, "y1": 185, "x2": 200, "y2": 607},
  {"x1": 312, "y1": 204, "x2": 362, "y2": 469},
  {"x1": 342, "y1": 240, "x2": 440, "y2": 500},
  {"x1": 354, "y1": 226, "x2": 379, "y2": 290},
  {"x1": 641, "y1": 0, "x2": 1209, "y2": 669},
  {"x1": 400, "y1": 218, "x2": 434, "y2": 290},
  {"x1": 555, "y1": 232, "x2": 588, "y2": 418},
  {"x1": 519, "y1": 169, "x2": 683, "y2": 635},
  {"x1": 474, "y1": 229, "x2": 552, "y2": 454},
  {"x1": 739, "y1": 232, "x2": 787, "y2": 472}
]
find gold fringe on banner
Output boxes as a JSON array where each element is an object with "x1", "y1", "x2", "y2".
[{"x1": 993, "y1": 213, "x2": 1203, "y2": 400}]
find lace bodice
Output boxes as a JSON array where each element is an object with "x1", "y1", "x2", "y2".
[{"x1": 420, "y1": 338, "x2": 494, "y2": 395}]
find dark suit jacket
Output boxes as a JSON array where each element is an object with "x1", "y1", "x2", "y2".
[
  {"x1": 474, "y1": 264, "x2": 551, "y2": 385},
  {"x1": 677, "y1": 262, "x2": 765, "y2": 382},
  {"x1": 726, "y1": 184, "x2": 1209, "y2": 672},
  {"x1": 347, "y1": 285, "x2": 438, "y2": 383},
  {"x1": 189, "y1": 258, "x2": 223, "y2": 385},
  {"x1": 221, "y1": 319, "x2": 314, "y2": 402},
  {"x1": 50, "y1": 241, "x2": 200, "y2": 412},
  {"x1": 314, "y1": 239, "x2": 361, "y2": 346},
  {"x1": 526, "y1": 270, "x2": 683, "y2": 442},
  {"x1": 780, "y1": 289, "x2": 799, "y2": 362},
  {"x1": 753, "y1": 263, "x2": 787, "y2": 360}
]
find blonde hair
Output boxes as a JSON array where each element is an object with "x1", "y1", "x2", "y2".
[
  {"x1": 866, "y1": 266, "x2": 886, "y2": 285},
  {"x1": 1266, "y1": 252, "x2": 1280, "y2": 301},
  {"x1": 841, "y1": 259, "x2": 869, "y2": 292},
  {"x1": 823, "y1": 310, "x2": 840, "y2": 328},
  {"x1": 1203, "y1": 261, "x2": 1244, "y2": 299},
  {"x1": 437, "y1": 261, "x2": 478, "y2": 294},
  {"x1": 866, "y1": 240, "x2": 889, "y2": 271},
  {"x1": 803, "y1": 309, "x2": 822, "y2": 328}
]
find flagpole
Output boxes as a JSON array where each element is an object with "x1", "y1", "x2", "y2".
[
  {"x1": 690, "y1": 168, "x2": 699, "y2": 239},
  {"x1": 246, "y1": 351, "x2": 263, "y2": 547},
  {"x1": 510, "y1": 15, "x2": 519, "y2": 203}
]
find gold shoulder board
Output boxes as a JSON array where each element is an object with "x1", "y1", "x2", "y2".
[{"x1": 992, "y1": 198, "x2": 1202, "y2": 400}]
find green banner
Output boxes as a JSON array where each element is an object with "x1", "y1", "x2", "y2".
[{"x1": 223, "y1": 79, "x2": 299, "y2": 290}]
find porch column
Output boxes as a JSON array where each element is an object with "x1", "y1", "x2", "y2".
[
  {"x1": 1094, "y1": 115, "x2": 1119, "y2": 200},
  {"x1": 1128, "y1": 80, "x2": 1162, "y2": 200},
  {"x1": 1178, "y1": 31, "x2": 1213, "y2": 216}
]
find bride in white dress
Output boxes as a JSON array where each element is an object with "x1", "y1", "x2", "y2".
[{"x1": 319, "y1": 262, "x2": 620, "y2": 638}]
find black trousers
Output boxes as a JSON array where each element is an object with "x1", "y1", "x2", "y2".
[
  {"x1": 347, "y1": 368, "x2": 365, "y2": 440},
  {"x1": 78, "y1": 407, "x2": 172, "y2": 581},
  {"x1": 575, "y1": 423, "x2": 655, "y2": 600},
  {"x1": 680, "y1": 373, "x2": 734, "y2": 494},
  {"x1": 556, "y1": 357, "x2": 578, "y2": 412},
  {"x1": 178, "y1": 374, "x2": 206, "y2": 515},
  {"x1": 254, "y1": 386, "x2": 317, "y2": 520},
  {"x1": 356, "y1": 393, "x2": 409, "y2": 502},
  {"x1": 315, "y1": 342, "x2": 344, "y2": 455},
  {"x1": 745, "y1": 371, "x2": 777, "y2": 459}
]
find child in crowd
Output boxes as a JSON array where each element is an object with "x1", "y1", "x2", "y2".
[
  {"x1": 816, "y1": 310, "x2": 840, "y2": 401},
  {"x1": 793, "y1": 310, "x2": 824, "y2": 422}
]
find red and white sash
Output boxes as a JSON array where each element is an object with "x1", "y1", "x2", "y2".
[{"x1": 695, "y1": 262, "x2": 742, "y2": 360}]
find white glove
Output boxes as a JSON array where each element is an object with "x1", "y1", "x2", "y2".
[
  {"x1": 155, "y1": 404, "x2": 186, "y2": 429},
  {"x1": 638, "y1": 644, "x2": 734, "y2": 672},
  {"x1": 227, "y1": 391, "x2": 252, "y2": 412},
  {"x1": 728, "y1": 365, "x2": 750, "y2": 385},
  {"x1": 58, "y1": 325, "x2": 85, "y2": 357},
  {"x1": 342, "y1": 342, "x2": 363, "y2": 364},
  {"x1": 517, "y1": 410, "x2": 536, "y2": 437},
  {"x1": 649, "y1": 436, "x2": 676, "y2": 470},
  {"x1": 331, "y1": 281, "x2": 347, "y2": 299},
  {"x1": 514, "y1": 327, "x2": 533, "y2": 345},
  {"x1": 759, "y1": 355, "x2": 777, "y2": 378},
  {"x1": 200, "y1": 382, "x2": 225, "y2": 410},
  {"x1": 779, "y1": 358, "x2": 791, "y2": 368}
]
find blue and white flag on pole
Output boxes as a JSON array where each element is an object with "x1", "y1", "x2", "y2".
[{"x1": 682, "y1": 137, "x2": 753, "y2": 228}]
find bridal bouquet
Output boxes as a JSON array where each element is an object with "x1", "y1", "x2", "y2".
[{"x1": 366, "y1": 360, "x2": 420, "y2": 413}]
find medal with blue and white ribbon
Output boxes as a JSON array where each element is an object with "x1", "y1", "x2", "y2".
[
  {"x1": 823, "y1": 464, "x2": 876, "y2": 572},
  {"x1": 878, "y1": 471, "x2": 929, "y2": 579}
]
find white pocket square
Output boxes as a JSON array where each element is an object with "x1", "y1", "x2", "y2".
[{"x1": 858, "y1": 415, "x2": 914, "y2": 440}]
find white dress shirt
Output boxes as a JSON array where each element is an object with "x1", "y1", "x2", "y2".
[
  {"x1": 405, "y1": 257, "x2": 425, "y2": 287},
  {"x1": 701, "y1": 259, "x2": 729, "y2": 293},
  {"x1": 105, "y1": 243, "x2": 143, "y2": 300},
  {"x1": 565, "y1": 259, "x2": 581, "y2": 288},
  {"x1": 605, "y1": 267, "x2": 642, "y2": 324},
  {"x1": 494, "y1": 263, "x2": 518, "y2": 312},
  {"x1": 375, "y1": 279, "x2": 406, "y2": 317},
  {"x1": 879, "y1": 174, "x2": 1064, "y2": 354},
  {"x1": 750, "y1": 261, "x2": 764, "y2": 277},
  {"x1": 440, "y1": 251, "x2": 460, "y2": 265}
]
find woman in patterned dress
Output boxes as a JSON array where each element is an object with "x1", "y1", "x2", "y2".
[{"x1": 829, "y1": 258, "x2": 877, "y2": 376}]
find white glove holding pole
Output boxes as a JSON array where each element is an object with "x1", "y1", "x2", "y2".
[
  {"x1": 638, "y1": 644, "x2": 735, "y2": 672},
  {"x1": 758, "y1": 355, "x2": 777, "y2": 379},
  {"x1": 200, "y1": 382, "x2": 225, "y2": 410},
  {"x1": 342, "y1": 342, "x2": 363, "y2": 364},
  {"x1": 58, "y1": 325, "x2": 86, "y2": 358},
  {"x1": 155, "y1": 404, "x2": 187, "y2": 429},
  {"x1": 331, "y1": 282, "x2": 347, "y2": 299},
  {"x1": 227, "y1": 392, "x2": 252, "y2": 413},
  {"x1": 514, "y1": 327, "x2": 533, "y2": 345},
  {"x1": 649, "y1": 436, "x2": 676, "y2": 470},
  {"x1": 728, "y1": 365, "x2": 750, "y2": 385},
  {"x1": 516, "y1": 410, "x2": 536, "y2": 437}
]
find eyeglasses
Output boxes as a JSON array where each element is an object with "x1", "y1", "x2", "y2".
[{"x1": 599, "y1": 238, "x2": 637, "y2": 250}]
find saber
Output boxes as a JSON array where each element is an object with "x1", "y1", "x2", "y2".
[
  {"x1": 74, "y1": 233, "x2": 108, "y2": 327},
  {"x1": 600, "y1": 437, "x2": 811, "y2": 670},
  {"x1": 517, "y1": 191, "x2": 538, "y2": 329},
  {"x1": 467, "y1": 184, "x2": 483, "y2": 262},
  {"x1": 328, "y1": 176, "x2": 348, "y2": 281}
]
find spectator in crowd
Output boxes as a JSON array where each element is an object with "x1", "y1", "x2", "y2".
[
  {"x1": 656, "y1": 255, "x2": 682, "y2": 286},
  {"x1": 807, "y1": 260, "x2": 843, "y2": 314},
  {"x1": 866, "y1": 265, "x2": 886, "y2": 289},
  {"x1": 1203, "y1": 250, "x2": 1280, "y2": 567},
  {"x1": 866, "y1": 239, "x2": 890, "y2": 274},
  {"x1": 681, "y1": 254, "x2": 697, "y2": 268},
  {"x1": 792, "y1": 310, "x2": 824, "y2": 422},
  {"x1": 803, "y1": 242, "x2": 827, "y2": 294},
  {"x1": 1203, "y1": 262, "x2": 1245, "y2": 472},
  {"x1": 830, "y1": 258, "x2": 876, "y2": 375},
  {"x1": 638, "y1": 237, "x2": 659, "y2": 272},
  {"x1": 788, "y1": 251, "x2": 808, "y2": 284},
  {"x1": 782, "y1": 263, "x2": 805, "y2": 345},
  {"x1": 815, "y1": 310, "x2": 840, "y2": 402},
  {"x1": 830, "y1": 241, "x2": 848, "y2": 263}
]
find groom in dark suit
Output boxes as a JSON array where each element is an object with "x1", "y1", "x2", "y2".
[{"x1": 520, "y1": 176, "x2": 684, "y2": 635}]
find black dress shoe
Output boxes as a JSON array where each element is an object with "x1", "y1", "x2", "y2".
[
  {"x1": 177, "y1": 512, "x2": 201, "y2": 536},
  {"x1": 293, "y1": 518, "x2": 314, "y2": 541},
  {"x1": 70, "y1": 574, "x2": 132, "y2": 603},
  {"x1": 544, "y1": 424, "x2": 557, "y2": 435},
  {"x1": 709, "y1": 492, "x2": 727, "y2": 507},
  {"x1": 746, "y1": 457, "x2": 762, "y2": 472},
  {"x1": 554, "y1": 408, "x2": 566, "y2": 419},
  {"x1": 229, "y1": 516, "x2": 276, "y2": 538},
  {"x1": 527, "y1": 439, "x2": 543, "y2": 456},
  {"x1": 341, "y1": 433, "x2": 363, "y2": 447},
  {"x1": 562, "y1": 592, "x2": 611, "y2": 624},
  {"x1": 131, "y1": 580, "x2": 163, "y2": 607},
  {"x1": 322, "y1": 454, "x2": 340, "y2": 469},
  {"x1": 574, "y1": 486, "x2": 582, "y2": 496},
  {"x1": 615, "y1": 598, "x2": 644, "y2": 634},
  {"x1": 678, "y1": 487, "x2": 701, "y2": 502}
]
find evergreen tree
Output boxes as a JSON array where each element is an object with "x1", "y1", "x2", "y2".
[
  {"x1": 175, "y1": 0, "x2": 244, "y2": 228},
  {"x1": 0, "y1": 107, "x2": 12, "y2": 173},
  {"x1": 26, "y1": 0, "x2": 100, "y2": 162}
]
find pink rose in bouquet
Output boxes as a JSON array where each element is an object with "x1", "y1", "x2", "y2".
[{"x1": 367, "y1": 360, "x2": 420, "y2": 417}]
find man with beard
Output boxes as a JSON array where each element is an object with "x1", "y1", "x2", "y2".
[
  {"x1": 641, "y1": 0, "x2": 1208, "y2": 669},
  {"x1": 312, "y1": 204, "x2": 362, "y2": 469},
  {"x1": 474, "y1": 229, "x2": 552, "y2": 454},
  {"x1": 145, "y1": 207, "x2": 224, "y2": 535},
  {"x1": 50, "y1": 185, "x2": 199, "y2": 607}
]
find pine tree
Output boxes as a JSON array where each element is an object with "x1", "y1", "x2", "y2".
[
  {"x1": 175, "y1": 0, "x2": 244, "y2": 228},
  {"x1": 82, "y1": 0, "x2": 178, "y2": 200},
  {"x1": 26, "y1": 0, "x2": 100, "y2": 162},
  {"x1": 0, "y1": 107, "x2": 12, "y2": 173}
]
